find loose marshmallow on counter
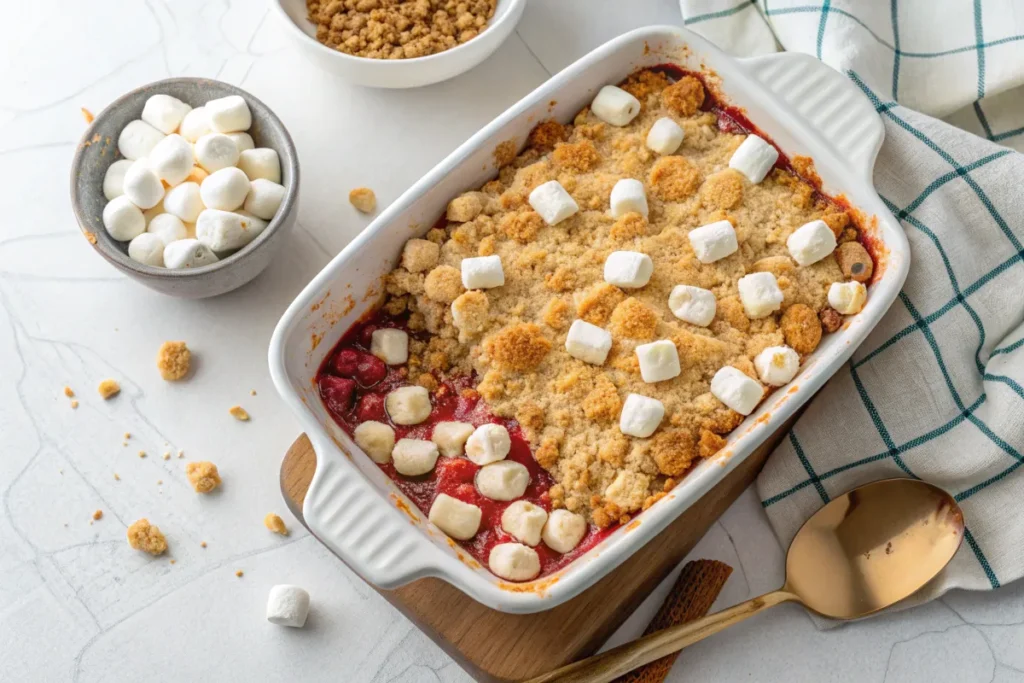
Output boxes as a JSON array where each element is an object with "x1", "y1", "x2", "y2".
[
  {"x1": 489, "y1": 543, "x2": 541, "y2": 582},
  {"x1": 103, "y1": 159, "x2": 133, "y2": 200},
  {"x1": 370, "y1": 328, "x2": 408, "y2": 365},
  {"x1": 688, "y1": 220, "x2": 738, "y2": 263},
  {"x1": 476, "y1": 461, "x2": 530, "y2": 501},
  {"x1": 591, "y1": 85, "x2": 641, "y2": 126},
  {"x1": 501, "y1": 501, "x2": 548, "y2": 546},
  {"x1": 729, "y1": 134, "x2": 779, "y2": 184},
  {"x1": 237, "y1": 148, "x2": 281, "y2": 183},
  {"x1": 711, "y1": 366, "x2": 763, "y2": 415},
  {"x1": 354, "y1": 421, "x2": 395, "y2": 464},
  {"x1": 200, "y1": 167, "x2": 250, "y2": 211},
  {"x1": 609, "y1": 178, "x2": 648, "y2": 219},
  {"x1": 828, "y1": 281, "x2": 867, "y2": 314},
  {"x1": 266, "y1": 585, "x2": 310, "y2": 628},
  {"x1": 604, "y1": 251, "x2": 653, "y2": 288},
  {"x1": 141, "y1": 94, "x2": 191, "y2": 135},
  {"x1": 243, "y1": 178, "x2": 285, "y2": 220},
  {"x1": 754, "y1": 346, "x2": 800, "y2": 386},
  {"x1": 227, "y1": 132, "x2": 255, "y2": 153},
  {"x1": 196, "y1": 209, "x2": 261, "y2": 252},
  {"x1": 619, "y1": 393, "x2": 665, "y2": 438},
  {"x1": 385, "y1": 385, "x2": 432, "y2": 425},
  {"x1": 148, "y1": 134, "x2": 194, "y2": 186},
  {"x1": 565, "y1": 319, "x2": 612, "y2": 366},
  {"x1": 122, "y1": 160, "x2": 165, "y2": 210},
  {"x1": 528, "y1": 180, "x2": 578, "y2": 225},
  {"x1": 787, "y1": 219, "x2": 837, "y2": 266},
  {"x1": 461, "y1": 255, "x2": 504, "y2": 289},
  {"x1": 391, "y1": 438, "x2": 440, "y2": 476},
  {"x1": 147, "y1": 213, "x2": 187, "y2": 245},
  {"x1": 163, "y1": 182, "x2": 205, "y2": 223},
  {"x1": 636, "y1": 340, "x2": 681, "y2": 383},
  {"x1": 206, "y1": 95, "x2": 252, "y2": 133},
  {"x1": 102, "y1": 196, "x2": 145, "y2": 241},
  {"x1": 118, "y1": 119, "x2": 164, "y2": 160},
  {"x1": 163, "y1": 239, "x2": 219, "y2": 269},
  {"x1": 465, "y1": 423, "x2": 511, "y2": 465},
  {"x1": 195, "y1": 133, "x2": 240, "y2": 173},
  {"x1": 127, "y1": 233, "x2": 165, "y2": 267},
  {"x1": 542, "y1": 509, "x2": 587, "y2": 554},
  {"x1": 179, "y1": 107, "x2": 211, "y2": 143},
  {"x1": 669, "y1": 285, "x2": 716, "y2": 326},
  {"x1": 429, "y1": 493, "x2": 481, "y2": 540},
  {"x1": 646, "y1": 117, "x2": 685, "y2": 155},
  {"x1": 431, "y1": 421, "x2": 474, "y2": 457},
  {"x1": 737, "y1": 272, "x2": 784, "y2": 319}
]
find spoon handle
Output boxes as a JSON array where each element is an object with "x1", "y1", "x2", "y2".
[{"x1": 525, "y1": 588, "x2": 800, "y2": 683}]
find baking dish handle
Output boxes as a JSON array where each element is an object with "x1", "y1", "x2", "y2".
[{"x1": 740, "y1": 52, "x2": 884, "y2": 182}]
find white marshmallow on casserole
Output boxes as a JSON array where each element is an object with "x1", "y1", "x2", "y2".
[
  {"x1": 646, "y1": 117, "x2": 685, "y2": 155},
  {"x1": 431, "y1": 421, "x2": 475, "y2": 457},
  {"x1": 353, "y1": 421, "x2": 395, "y2": 463},
  {"x1": 489, "y1": 543, "x2": 541, "y2": 582},
  {"x1": 729, "y1": 134, "x2": 779, "y2": 183},
  {"x1": 501, "y1": 501, "x2": 548, "y2": 547},
  {"x1": 391, "y1": 438, "x2": 439, "y2": 476},
  {"x1": 385, "y1": 385, "x2": 432, "y2": 425},
  {"x1": 829, "y1": 281, "x2": 867, "y2": 314},
  {"x1": 787, "y1": 219, "x2": 837, "y2": 266},
  {"x1": 609, "y1": 178, "x2": 648, "y2": 219},
  {"x1": 465, "y1": 423, "x2": 511, "y2": 465},
  {"x1": 710, "y1": 366, "x2": 763, "y2": 416},
  {"x1": 461, "y1": 255, "x2": 504, "y2": 290},
  {"x1": 475, "y1": 461, "x2": 530, "y2": 501},
  {"x1": 428, "y1": 493, "x2": 481, "y2": 540},
  {"x1": 565, "y1": 319, "x2": 612, "y2": 366},
  {"x1": 370, "y1": 328, "x2": 409, "y2": 365},
  {"x1": 737, "y1": 272, "x2": 783, "y2": 319},
  {"x1": 636, "y1": 340, "x2": 681, "y2": 384},
  {"x1": 668, "y1": 285, "x2": 716, "y2": 327},
  {"x1": 529, "y1": 180, "x2": 579, "y2": 225},
  {"x1": 604, "y1": 251, "x2": 653, "y2": 288},
  {"x1": 619, "y1": 393, "x2": 665, "y2": 438},
  {"x1": 688, "y1": 220, "x2": 738, "y2": 264},
  {"x1": 542, "y1": 509, "x2": 587, "y2": 554},
  {"x1": 754, "y1": 346, "x2": 800, "y2": 386},
  {"x1": 590, "y1": 85, "x2": 641, "y2": 126}
]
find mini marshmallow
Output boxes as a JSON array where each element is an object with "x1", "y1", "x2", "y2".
[
  {"x1": 428, "y1": 493, "x2": 481, "y2": 540},
  {"x1": 128, "y1": 232, "x2": 165, "y2": 266},
  {"x1": 565, "y1": 319, "x2": 613, "y2": 366},
  {"x1": 163, "y1": 182, "x2": 205, "y2": 223},
  {"x1": 528, "y1": 180, "x2": 579, "y2": 225},
  {"x1": 431, "y1": 421, "x2": 474, "y2": 457},
  {"x1": 148, "y1": 134, "x2": 194, "y2": 186},
  {"x1": 461, "y1": 255, "x2": 504, "y2": 290},
  {"x1": 243, "y1": 178, "x2": 285, "y2": 220},
  {"x1": 828, "y1": 281, "x2": 867, "y2": 314},
  {"x1": 590, "y1": 85, "x2": 641, "y2": 127},
  {"x1": 103, "y1": 159, "x2": 133, "y2": 200},
  {"x1": 476, "y1": 461, "x2": 530, "y2": 501},
  {"x1": 385, "y1": 385, "x2": 432, "y2": 425},
  {"x1": 266, "y1": 585, "x2": 311, "y2": 628},
  {"x1": 122, "y1": 159, "x2": 165, "y2": 210},
  {"x1": 688, "y1": 220, "x2": 738, "y2": 264},
  {"x1": 489, "y1": 543, "x2": 541, "y2": 582},
  {"x1": 194, "y1": 133, "x2": 240, "y2": 173},
  {"x1": 619, "y1": 393, "x2": 665, "y2": 438},
  {"x1": 227, "y1": 132, "x2": 255, "y2": 153},
  {"x1": 237, "y1": 148, "x2": 281, "y2": 183},
  {"x1": 729, "y1": 134, "x2": 779, "y2": 184},
  {"x1": 542, "y1": 509, "x2": 587, "y2": 554},
  {"x1": 754, "y1": 346, "x2": 800, "y2": 387},
  {"x1": 669, "y1": 285, "x2": 716, "y2": 327},
  {"x1": 147, "y1": 213, "x2": 187, "y2": 245},
  {"x1": 179, "y1": 106, "x2": 211, "y2": 143},
  {"x1": 370, "y1": 328, "x2": 408, "y2": 365},
  {"x1": 635, "y1": 340, "x2": 681, "y2": 383},
  {"x1": 117, "y1": 119, "x2": 164, "y2": 160},
  {"x1": 711, "y1": 366, "x2": 763, "y2": 415},
  {"x1": 646, "y1": 117, "x2": 685, "y2": 155},
  {"x1": 737, "y1": 272, "x2": 784, "y2": 319},
  {"x1": 196, "y1": 209, "x2": 263, "y2": 252},
  {"x1": 391, "y1": 438, "x2": 440, "y2": 476},
  {"x1": 354, "y1": 421, "x2": 395, "y2": 464},
  {"x1": 163, "y1": 239, "x2": 219, "y2": 269},
  {"x1": 234, "y1": 148, "x2": 278, "y2": 183},
  {"x1": 206, "y1": 95, "x2": 252, "y2": 133},
  {"x1": 501, "y1": 501, "x2": 548, "y2": 546},
  {"x1": 787, "y1": 219, "x2": 837, "y2": 266},
  {"x1": 200, "y1": 167, "x2": 250, "y2": 211},
  {"x1": 604, "y1": 251, "x2": 653, "y2": 288},
  {"x1": 465, "y1": 423, "x2": 511, "y2": 466},
  {"x1": 609, "y1": 178, "x2": 648, "y2": 219},
  {"x1": 141, "y1": 94, "x2": 191, "y2": 135},
  {"x1": 102, "y1": 196, "x2": 145, "y2": 241}
]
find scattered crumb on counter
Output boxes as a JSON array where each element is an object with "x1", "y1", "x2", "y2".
[
  {"x1": 200, "y1": 541, "x2": 207, "y2": 548},
  {"x1": 81, "y1": 107, "x2": 94, "y2": 124},
  {"x1": 250, "y1": 389, "x2": 257, "y2": 396},
  {"x1": 185, "y1": 461, "x2": 221, "y2": 493},
  {"x1": 229, "y1": 406, "x2": 250, "y2": 422},
  {"x1": 63, "y1": 386, "x2": 74, "y2": 398},
  {"x1": 157, "y1": 341, "x2": 191, "y2": 381},
  {"x1": 138, "y1": 450, "x2": 146, "y2": 458},
  {"x1": 97, "y1": 379, "x2": 121, "y2": 399},
  {"x1": 264, "y1": 513, "x2": 288, "y2": 536},
  {"x1": 170, "y1": 559, "x2": 176, "y2": 565},
  {"x1": 156, "y1": 480, "x2": 163, "y2": 485},
  {"x1": 235, "y1": 570, "x2": 244, "y2": 578},
  {"x1": 124, "y1": 432, "x2": 131, "y2": 439},
  {"x1": 70, "y1": 400, "x2": 79, "y2": 409},
  {"x1": 127, "y1": 518, "x2": 168, "y2": 555},
  {"x1": 349, "y1": 187, "x2": 376, "y2": 214},
  {"x1": 92, "y1": 510, "x2": 103, "y2": 521},
  {"x1": 113, "y1": 473, "x2": 120, "y2": 481},
  {"x1": 162, "y1": 452, "x2": 170, "y2": 460},
  {"x1": 177, "y1": 450, "x2": 184, "y2": 459}
]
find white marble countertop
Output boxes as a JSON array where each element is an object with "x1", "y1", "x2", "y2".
[{"x1": 3, "y1": 1, "x2": 1023, "y2": 681}]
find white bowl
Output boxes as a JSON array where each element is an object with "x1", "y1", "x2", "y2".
[{"x1": 272, "y1": 0, "x2": 526, "y2": 88}]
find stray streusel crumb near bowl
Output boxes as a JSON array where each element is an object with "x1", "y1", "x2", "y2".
[
  {"x1": 157, "y1": 341, "x2": 191, "y2": 380},
  {"x1": 185, "y1": 461, "x2": 222, "y2": 493},
  {"x1": 264, "y1": 513, "x2": 289, "y2": 535},
  {"x1": 127, "y1": 518, "x2": 168, "y2": 555}
]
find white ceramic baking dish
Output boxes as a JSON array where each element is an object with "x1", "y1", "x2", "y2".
[{"x1": 269, "y1": 25, "x2": 910, "y2": 614}]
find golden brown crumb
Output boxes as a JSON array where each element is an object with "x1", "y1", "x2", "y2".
[
  {"x1": 527, "y1": 120, "x2": 567, "y2": 152},
  {"x1": 423, "y1": 265, "x2": 464, "y2": 303},
  {"x1": 485, "y1": 324, "x2": 551, "y2": 371},
  {"x1": 544, "y1": 266, "x2": 577, "y2": 292},
  {"x1": 577, "y1": 282, "x2": 625, "y2": 326},
  {"x1": 83, "y1": 231, "x2": 97, "y2": 245},
  {"x1": 701, "y1": 169, "x2": 744, "y2": 210},
  {"x1": 609, "y1": 298, "x2": 659, "y2": 340},
  {"x1": 264, "y1": 513, "x2": 289, "y2": 536},
  {"x1": 186, "y1": 461, "x2": 222, "y2": 494},
  {"x1": 451, "y1": 291, "x2": 490, "y2": 337},
  {"x1": 235, "y1": 570, "x2": 244, "y2": 578},
  {"x1": 92, "y1": 510, "x2": 103, "y2": 521},
  {"x1": 401, "y1": 238, "x2": 440, "y2": 272},
  {"x1": 446, "y1": 193, "x2": 484, "y2": 223},
  {"x1": 63, "y1": 386, "x2": 74, "y2": 398},
  {"x1": 250, "y1": 389, "x2": 257, "y2": 396},
  {"x1": 162, "y1": 452, "x2": 170, "y2": 460},
  {"x1": 820, "y1": 306, "x2": 843, "y2": 333},
  {"x1": 156, "y1": 341, "x2": 191, "y2": 381},
  {"x1": 649, "y1": 156, "x2": 702, "y2": 201},
  {"x1": 200, "y1": 541, "x2": 207, "y2": 548},
  {"x1": 81, "y1": 107, "x2": 94, "y2": 124},
  {"x1": 70, "y1": 400, "x2": 79, "y2": 409},
  {"x1": 534, "y1": 437, "x2": 560, "y2": 469},
  {"x1": 493, "y1": 139, "x2": 517, "y2": 167},
  {"x1": 500, "y1": 211, "x2": 545, "y2": 244},
  {"x1": 552, "y1": 140, "x2": 601, "y2": 172},
  {"x1": 620, "y1": 69, "x2": 672, "y2": 104},
  {"x1": 127, "y1": 518, "x2": 167, "y2": 555},
  {"x1": 821, "y1": 210, "x2": 850, "y2": 237},
  {"x1": 349, "y1": 187, "x2": 377, "y2": 213},
  {"x1": 541, "y1": 298, "x2": 571, "y2": 330},
  {"x1": 582, "y1": 378, "x2": 621, "y2": 423},
  {"x1": 609, "y1": 212, "x2": 647, "y2": 241},
  {"x1": 781, "y1": 304, "x2": 823, "y2": 354},
  {"x1": 113, "y1": 473, "x2": 120, "y2": 481},
  {"x1": 229, "y1": 406, "x2": 250, "y2": 422},
  {"x1": 698, "y1": 429, "x2": 727, "y2": 458},
  {"x1": 97, "y1": 379, "x2": 120, "y2": 399},
  {"x1": 651, "y1": 428, "x2": 698, "y2": 477},
  {"x1": 170, "y1": 559, "x2": 176, "y2": 565},
  {"x1": 124, "y1": 432, "x2": 131, "y2": 439},
  {"x1": 662, "y1": 75, "x2": 705, "y2": 116}
]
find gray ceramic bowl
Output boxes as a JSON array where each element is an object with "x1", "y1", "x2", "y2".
[{"x1": 70, "y1": 78, "x2": 299, "y2": 298}]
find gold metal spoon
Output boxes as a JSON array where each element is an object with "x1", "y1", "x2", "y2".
[{"x1": 528, "y1": 478, "x2": 965, "y2": 683}]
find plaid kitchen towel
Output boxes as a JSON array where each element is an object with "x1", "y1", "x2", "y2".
[{"x1": 679, "y1": 0, "x2": 1024, "y2": 601}]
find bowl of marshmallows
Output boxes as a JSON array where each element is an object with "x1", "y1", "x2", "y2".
[{"x1": 71, "y1": 78, "x2": 299, "y2": 298}]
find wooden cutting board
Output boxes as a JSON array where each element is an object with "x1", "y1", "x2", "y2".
[{"x1": 280, "y1": 426, "x2": 788, "y2": 682}]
